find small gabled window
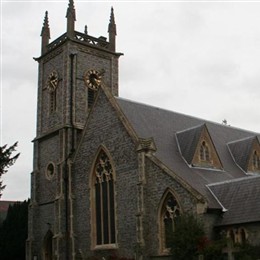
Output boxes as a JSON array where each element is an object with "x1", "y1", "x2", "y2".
[
  {"x1": 252, "y1": 151, "x2": 260, "y2": 171},
  {"x1": 199, "y1": 141, "x2": 210, "y2": 162},
  {"x1": 177, "y1": 124, "x2": 223, "y2": 170}
]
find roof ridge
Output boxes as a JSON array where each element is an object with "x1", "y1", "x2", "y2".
[
  {"x1": 176, "y1": 123, "x2": 204, "y2": 134},
  {"x1": 207, "y1": 175, "x2": 260, "y2": 187},
  {"x1": 227, "y1": 135, "x2": 257, "y2": 145},
  {"x1": 116, "y1": 97, "x2": 260, "y2": 135}
]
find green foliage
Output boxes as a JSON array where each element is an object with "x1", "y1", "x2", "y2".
[
  {"x1": 0, "y1": 142, "x2": 20, "y2": 198},
  {"x1": 0, "y1": 199, "x2": 29, "y2": 260},
  {"x1": 169, "y1": 214, "x2": 205, "y2": 260},
  {"x1": 234, "y1": 243, "x2": 260, "y2": 260},
  {"x1": 203, "y1": 238, "x2": 226, "y2": 260}
]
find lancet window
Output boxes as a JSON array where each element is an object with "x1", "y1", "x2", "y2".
[
  {"x1": 200, "y1": 141, "x2": 210, "y2": 162},
  {"x1": 227, "y1": 228, "x2": 247, "y2": 245},
  {"x1": 50, "y1": 90, "x2": 57, "y2": 113},
  {"x1": 93, "y1": 150, "x2": 116, "y2": 246},
  {"x1": 252, "y1": 150, "x2": 260, "y2": 171},
  {"x1": 88, "y1": 88, "x2": 95, "y2": 109}
]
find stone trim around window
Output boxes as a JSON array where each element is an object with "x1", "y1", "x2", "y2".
[
  {"x1": 158, "y1": 189, "x2": 182, "y2": 254},
  {"x1": 90, "y1": 146, "x2": 117, "y2": 250},
  {"x1": 45, "y1": 162, "x2": 55, "y2": 180},
  {"x1": 191, "y1": 126, "x2": 223, "y2": 170}
]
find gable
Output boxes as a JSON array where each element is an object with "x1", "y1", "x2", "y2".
[
  {"x1": 74, "y1": 85, "x2": 139, "y2": 163},
  {"x1": 176, "y1": 124, "x2": 203, "y2": 164},
  {"x1": 176, "y1": 124, "x2": 223, "y2": 170},
  {"x1": 228, "y1": 136, "x2": 260, "y2": 174},
  {"x1": 247, "y1": 137, "x2": 260, "y2": 173}
]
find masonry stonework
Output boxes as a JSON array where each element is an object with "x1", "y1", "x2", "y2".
[
  {"x1": 28, "y1": 2, "x2": 260, "y2": 260},
  {"x1": 73, "y1": 90, "x2": 138, "y2": 258}
]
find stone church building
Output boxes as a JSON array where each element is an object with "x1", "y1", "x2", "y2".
[{"x1": 27, "y1": 1, "x2": 260, "y2": 259}]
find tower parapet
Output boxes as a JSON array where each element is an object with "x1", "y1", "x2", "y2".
[{"x1": 39, "y1": 0, "x2": 119, "y2": 56}]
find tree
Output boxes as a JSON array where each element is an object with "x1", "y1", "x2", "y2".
[
  {"x1": 0, "y1": 199, "x2": 29, "y2": 260},
  {"x1": 169, "y1": 214, "x2": 205, "y2": 260},
  {"x1": 169, "y1": 214, "x2": 227, "y2": 260},
  {"x1": 0, "y1": 142, "x2": 20, "y2": 198}
]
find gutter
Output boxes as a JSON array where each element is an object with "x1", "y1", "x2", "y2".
[{"x1": 206, "y1": 185, "x2": 228, "y2": 212}]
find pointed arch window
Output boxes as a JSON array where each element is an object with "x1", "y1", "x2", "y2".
[
  {"x1": 200, "y1": 141, "x2": 210, "y2": 162},
  {"x1": 227, "y1": 229, "x2": 235, "y2": 244},
  {"x1": 160, "y1": 192, "x2": 181, "y2": 251},
  {"x1": 252, "y1": 150, "x2": 260, "y2": 171},
  {"x1": 240, "y1": 228, "x2": 247, "y2": 244},
  {"x1": 93, "y1": 149, "x2": 116, "y2": 246}
]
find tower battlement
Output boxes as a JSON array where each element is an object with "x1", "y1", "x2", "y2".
[{"x1": 41, "y1": 0, "x2": 117, "y2": 55}]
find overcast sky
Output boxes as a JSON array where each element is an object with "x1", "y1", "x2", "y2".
[{"x1": 1, "y1": 0, "x2": 260, "y2": 200}]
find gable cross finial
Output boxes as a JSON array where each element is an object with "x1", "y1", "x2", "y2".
[
  {"x1": 66, "y1": 0, "x2": 76, "y2": 38},
  {"x1": 41, "y1": 11, "x2": 50, "y2": 54},
  {"x1": 108, "y1": 7, "x2": 117, "y2": 52}
]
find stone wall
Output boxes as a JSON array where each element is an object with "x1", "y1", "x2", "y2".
[
  {"x1": 143, "y1": 157, "x2": 199, "y2": 257},
  {"x1": 72, "y1": 90, "x2": 138, "y2": 259}
]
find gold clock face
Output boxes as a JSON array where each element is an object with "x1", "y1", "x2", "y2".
[
  {"x1": 84, "y1": 69, "x2": 101, "y2": 90},
  {"x1": 47, "y1": 71, "x2": 58, "y2": 92}
]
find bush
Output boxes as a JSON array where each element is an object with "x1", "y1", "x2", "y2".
[
  {"x1": 169, "y1": 214, "x2": 205, "y2": 260},
  {"x1": 203, "y1": 238, "x2": 226, "y2": 260},
  {"x1": 235, "y1": 243, "x2": 260, "y2": 260}
]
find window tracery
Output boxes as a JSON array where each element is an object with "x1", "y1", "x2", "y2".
[
  {"x1": 160, "y1": 192, "x2": 181, "y2": 251},
  {"x1": 93, "y1": 150, "x2": 116, "y2": 246}
]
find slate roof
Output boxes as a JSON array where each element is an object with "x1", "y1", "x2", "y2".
[
  {"x1": 176, "y1": 124, "x2": 204, "y2": 165},
  {"x1": 228, "y1": 136, "x2": 258, "y2": 172},
  {"x1": 116, "y1": 97, "x2": 260, "y2": 212},
  {"x1": 208, "y1": 175, "x2": 260, "y2": 225}
]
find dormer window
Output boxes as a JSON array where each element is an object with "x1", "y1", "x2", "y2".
[
  {"x1": 228, "y1": 136, "x2": 260, "y2": 174},
  {"x1": 176, "y1": 124, "x2": 223, "y2": 170},
  {"x1": 199, "y1": 141, "x2": 210, "y2": 162}
]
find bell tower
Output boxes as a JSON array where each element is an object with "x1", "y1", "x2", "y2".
[{"x1": 27, "y1": 1, "x2": 122, "y2": 259}]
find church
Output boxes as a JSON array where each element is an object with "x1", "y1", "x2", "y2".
[{"x1": 27, "y1": 1, "x2": 260, "y2": 259}]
